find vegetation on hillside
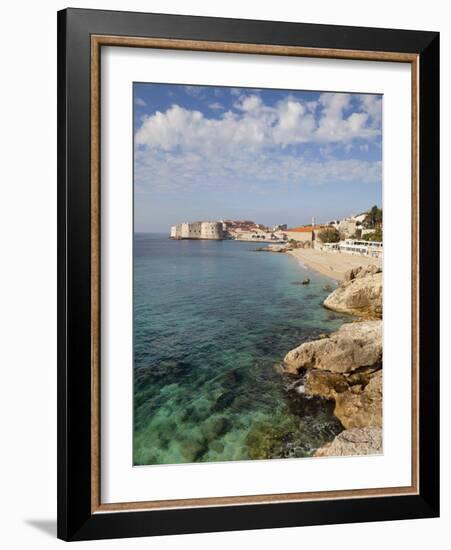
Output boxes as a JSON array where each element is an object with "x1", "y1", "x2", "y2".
[
  {"x1": 363, "y1": 205, "x2": 383, "y2": 229},
  {"x1": 318, "y1": 227, "x2": 340, "y2": 243},
  {"x1": 361, "y1": 226, "x2": 383, "y2": 242}
]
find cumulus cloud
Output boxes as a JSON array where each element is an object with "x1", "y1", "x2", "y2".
[
  {"x1": 234, "y1": 94, "x2": 263, "y2": 112},
  {"x1": 136, "y1": 92, "x2": 381, "y2": 152},
  {"x1": 134, "y1": 97, "x2": 147, "y2": 107},
  {"x1": 315, "y1": 93, "x2": 379, "y2": 142},
  {"x1": 134, "y1": 92, "x2": 382, "y2": 192}
]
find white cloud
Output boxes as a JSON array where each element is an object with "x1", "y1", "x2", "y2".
[
  {"x1": 134, "y1": 143, "x2": 381, "y2": 193},
  {"x1": 315, "y1": 93, "x2": 379, "y2": 142},
  {"x1": 136, "y1": 92, "x2": 381, "y2": 155},
  {"x1": 135, "y1": 97, "x2": 146, "y2": 107},
  {"x1": 360, "y1": 95, "x2": 382, "y2": 128},
  {"x1": 272, "y1": 98, "x2": 317, "y2": 146},
  {"x1": 135, "y1": 103, "x2": 269, "y2": 154},
  {"x1": 208, "y1": 102, "x2": 224, "y2": 111},
  {"x1": 134, "y1": 92, "x2": 382, "y2": 192},
  {"x1": 234, "y1": 94, "x2": 263, "y2": 112},
  {"x1": 306, "y1": 100, "x2": 318, "y2": 113}
]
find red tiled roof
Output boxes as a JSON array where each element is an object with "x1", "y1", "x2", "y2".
[{"x1": 286, "y1": 225, "x2": 324, "y2": 232}]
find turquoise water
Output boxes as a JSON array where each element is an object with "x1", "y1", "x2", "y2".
[{"x1": 133, "y1": 234, "x2": 348, "y2": 465}]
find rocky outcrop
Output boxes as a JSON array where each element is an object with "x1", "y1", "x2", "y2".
[
  {"x1": 255, "y1": 244, "x2": 288, "y2": 253},
  {"x1": 302, "y1": 365, "x2": 382, "y2": 429},
  {"x1": 304, "y1": 370, "x2": 350, "y2": 399},
  {"x1": 283, "y1": 320, "x2": 382, "y2": 433},
  {"x1": 283, "y1": 320, "x2": 382, "y2": 375},
  {"x1": 314, "y1": 427, "x2": 382, "y2": 457},
  {"x1": 343, "y1": 264, "x2": 381, "y2": 282},
  {"x1": 281, "y1": 263, "x2": 383, "y2": 457},
  {"x1": 304, "y1": 366, "x2": 379, "y2": 399},
  {"x1": 334, "y1": 370, "x2": 382, "y2": 429},
  {"x1": 324, "y1": 268, "x2": 382, "y2": 318}
]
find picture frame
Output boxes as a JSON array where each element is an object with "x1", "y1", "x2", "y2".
[{"x1": 57, "y1": 7, "x2": 440, "y2": 541}]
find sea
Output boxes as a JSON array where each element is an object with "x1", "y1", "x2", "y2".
[{"x1": 133, "y1": 233, "x2": 349, "y2": 465}]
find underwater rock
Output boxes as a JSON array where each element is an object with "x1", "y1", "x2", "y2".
[
  {"x1": 179, "y1": 438, "x2": 207, "y2": 462},
  {"x1": 217, "y1": 369, "x2": 243, "y2": 388},
  {"x1": 202, "y1": 416, "x2": 231, "y2": 440},
  {"x1": 210, "y1": 441, "x2": 224, "y2": 454},
  {"x1": 212, "y1": 391, "x2": 236, "y2": 412}
]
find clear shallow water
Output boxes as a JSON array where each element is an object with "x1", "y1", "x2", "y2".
[{"x1": 133, "y1": 234, "x2": 349, "y2": 465}]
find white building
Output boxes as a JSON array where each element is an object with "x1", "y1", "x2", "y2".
[
  {"x1": 272, "y1": 223, "x2": 287, "y2": 231},
  {"x1": 170, "y1": 221, "x2": 224, "y2": 240},
  {"x1": 323, "y1": 239, "x2": 383, "y2": 259}
]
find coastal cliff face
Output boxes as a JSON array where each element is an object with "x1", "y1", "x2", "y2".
[
  {"x1": 323, "y1": 265, "x2": 382, "y2": 318},
  {"x1": 282, "y1": 264, "x2": 383, "y2": 457}
]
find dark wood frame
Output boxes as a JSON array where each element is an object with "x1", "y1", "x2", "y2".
[{"x1": 58, "y1": 7, "x2": 440, "y2": 541}]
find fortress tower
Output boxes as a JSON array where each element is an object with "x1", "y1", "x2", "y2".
[{"x1": 170, "y1": 221, "x2": 224, "y2": 240}]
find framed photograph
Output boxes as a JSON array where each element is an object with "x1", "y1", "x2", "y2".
[{"x1": 57, "y1": 8, "x2": 439, "y2": 541}]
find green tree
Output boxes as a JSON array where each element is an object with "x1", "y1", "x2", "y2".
[
  {"x1": 361, "y1": 226, "x2": 383, "y2": 242},
  {"x1": 318, "y1": 227, "x2": 340, "y2": 243},
  {"x1": 350, "y1": 228, "x2": 362, "y2": 239},
  {"x1": 364, "y1": 205, "x2": 383, "y2": 228}
]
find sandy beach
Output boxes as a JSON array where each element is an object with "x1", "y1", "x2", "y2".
[{"x1": 287, "y1": 248, "x2": 381, "y2": 282}]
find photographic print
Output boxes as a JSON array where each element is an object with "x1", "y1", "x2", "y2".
[
  {"x1": 133, "y1": 83, "x2": 383, "y2": 466},
  {"x1": 58, "y1": 12, "x2": 440, "y2": 539}
]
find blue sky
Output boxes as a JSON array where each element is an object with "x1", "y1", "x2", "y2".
[{"x1": 134, "y1": 83, "x2": 382, "y2": 232}]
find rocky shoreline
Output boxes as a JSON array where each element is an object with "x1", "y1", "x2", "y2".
[{"x1": 282, "y1": 264, "x2": 383, "y2": 457}]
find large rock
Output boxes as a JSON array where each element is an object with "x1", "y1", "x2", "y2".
[
  {"x1": 343, "y1": 264, "x2": 381, "y2": 282},
  {"x1": 314, "y1": 427, "x2": 382, "y2": 457},
  {"x1": 303, "y1": 367, "x2": 382, "y2": 429},
  {"x1": 324, "y1": 271, "x2": 382, "y2": 318},
  {"x1": 283, "y1": 320, "x2": 382, "y2": 375},
  {"x1": 334, "y1": 370, "x2": 382, "y2": 429},
  {"x1": 304, "y1": 370, "x2": 349, "y2": 399},
  {"x1": 304, "y1": 366, "x2": 379, "y2": 399}
]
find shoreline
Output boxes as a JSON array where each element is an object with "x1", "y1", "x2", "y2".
[
  {"x1": 287, "y1": 248, "x2": 381, "y2": 282},
  {"x1": 280, "y1": 254, "x2": 383, "y2": 457}
]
